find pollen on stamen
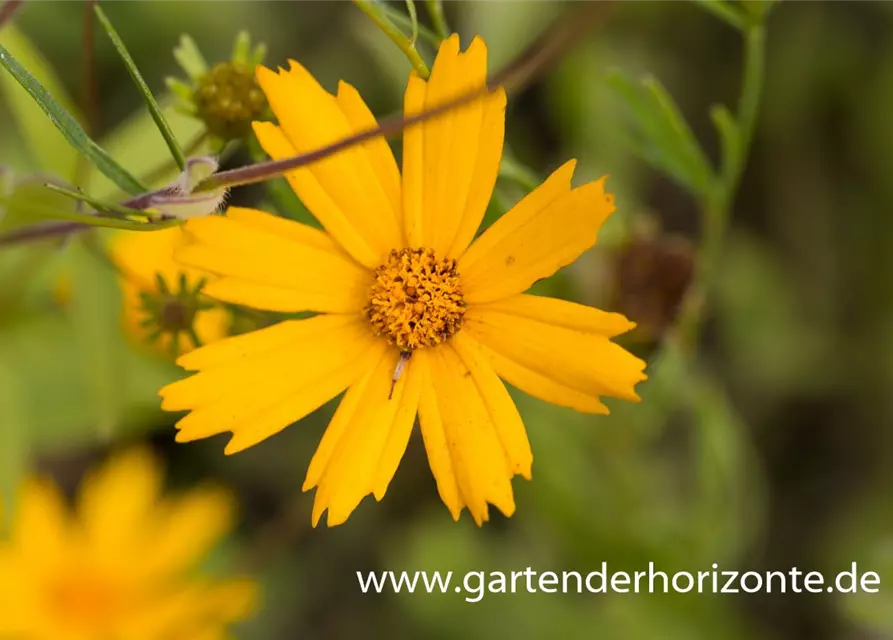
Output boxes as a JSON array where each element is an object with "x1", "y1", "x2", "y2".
[{"x1": 365, "y1": 248, "x2": 466, "y2": 351}]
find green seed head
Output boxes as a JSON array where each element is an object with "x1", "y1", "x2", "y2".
[{"x1": 194, "y1": 61, "x2": 267, "y2": 141}]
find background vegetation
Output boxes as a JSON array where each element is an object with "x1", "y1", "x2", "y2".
[{"x1": 1, "y1": 1, "x2": 891, "y2": 638}]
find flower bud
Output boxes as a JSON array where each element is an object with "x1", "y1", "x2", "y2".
[{"x1": 167, "y1": 32, "x2": 268, "y2": 146}]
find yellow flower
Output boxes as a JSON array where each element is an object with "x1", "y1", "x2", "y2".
[
  {"x1": 160, "y1": 34, "x2": 648, "y2": 527},
  {"x1": 0, "y1": 449, "x2": 257, "y2": 639},
  {"x1": 110, "y1": 227, "x2": 230, "y2": 356}
]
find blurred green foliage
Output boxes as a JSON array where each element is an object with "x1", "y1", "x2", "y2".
[{"x1": 1, "y1": 2, "x2": 892, "y2": 639}]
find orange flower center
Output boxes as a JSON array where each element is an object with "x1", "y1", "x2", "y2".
[
  {"x1": 366, "y1": 248, "x2": 466, "y2": 350},
  {"x1": 47, "y1": 572, "x2": 125, "y2": 629}
]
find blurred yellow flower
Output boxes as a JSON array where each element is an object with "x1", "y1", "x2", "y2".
[
  {"x1": 0, "y1": 449, "x2": 257, "y2": 640},
  {"x1": 110, "y1": 227, "x2": 230, "y2": 356},
  {"x1": 160, "y1": 34, "x2": 647, "y2": 527}
]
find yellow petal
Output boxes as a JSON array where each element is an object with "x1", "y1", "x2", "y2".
[
  {"x1": 335, "y1": 80, "x2": 401, "y2": 224},
  {"x1": 415, "y1": 349, "x2": 463, "y2": 519},
  {"x1": 307, "y1": 348, "x2": 422, "y2": 527},
  {"x1": 251, "y1": 121, "x2": 379, "y2": 267},
  {"x1": 451, "y1": 332, "x2": 532, "y2": 478},
  {"x1": 400, "y1": 35, "x2": 506, "y2": 256},
  {"x1": 459, "y1": 165, "x2": 616, "y2": 304},
  {"x1": 140, "y1": 486, "x2": 234, "y2": 578},
  {"x1": 446, "y1": 86, "x2": 506, "y2": 258},
  {"x1": 126, "y1": 579, "x2": 258, "y2": 639},
  {"x1": 421, "y1": 34, "x2": 461, "y2": 254},
  {"x1": 173, "y1": 317, "x2": 319, "y2": 372},
  {"x1": 420, "y1": 343, "x2": 517, "y2": 525},
  {"x1": 77, "y1": 448, "x2": 162, "y2": 558},
  {"x1": 177, "y1": 210, "x2": 370, "y2": 314},
  {"x1": 226, "y1": 206, "x2": 341, "y2": 252},
  {"x1": 473, "y1": 294, "x2": 636, "y2": 338},
  {"x1": 219, "y1": 336, "x2": 383, "y2": 455},
  {"x1": 163, "y1": 315, "x2": 368, "y2": 411},
  {"x1": 469, "y1": 339, "x2": 610, "y2": 414},
  {"x1": 458, "y1": 159, "x2": 574, "y2": 275},
  {"x1": 255, "y1": 63, "x2": 401, "y2": 263},
  {"x1": 109, "y1": 226, "x2": 193, "y2": 289},
  {"x1": 12, "y1": 478, "x2": 70, "y2": 567},
  {"x1": 464, "y1": 306, "x2": 648, "y2": 405},
  {"x1": 192, "y1": 306, "x2": 230, "y2": 351},
  {"x1": 402, "y1": 73, "x2": 426, "y2": 247},
  {"x1": 161, "y1": 315, "x2": 383, "y2": 453}
]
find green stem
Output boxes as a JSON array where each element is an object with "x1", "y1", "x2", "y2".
[
  {"x1": 722, "y1": 23, "x2": 764, "y2": 207},
  {"x1": 0, "y1": 199, "x2": 181, "y2": 232},
  {"x1": 380, "y1": 3, "x2": 440, "y2": 47},
  {"x1": 353, "y1": 0, "x2": 430, "y2": 78},
  {"x1": 43, "y1": 183, "x2": 156, "y2": 219},
  {"x1": 405, "y1": 0, "x2": 419, "y2": 46},
  {"x1": 425, "y1": 0, "x2": 450, "y2": 40},
  {"x1": 675, "y1": 21, "x2": 766, "y2": 352}
]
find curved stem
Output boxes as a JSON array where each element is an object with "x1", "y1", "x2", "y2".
[
  {"x1": 425, "y1": 0, "x2": 450, "y2": 40},
  {"x1": 380, "y1": 3, "x2": 440, "y2": 47},
  {"x1": 0, "y1": 0, "x2": 24, "y2": 29},
  {"x1": 353, "y1": 0, "x2": 430, "y2": 78}
]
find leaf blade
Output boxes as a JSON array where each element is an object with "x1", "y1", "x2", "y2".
[
  {"x1": 0, "y1": 42, "x2": 147, "y2": 195},
  {"x1": 94, "y1": 5, "x2": 187, "y2": 171}
]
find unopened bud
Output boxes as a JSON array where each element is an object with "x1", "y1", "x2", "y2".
[
  {"x1": 146, "y1": 156, "x2": 228, "y2": 220},
  {"x1": 167, "y1": 31, "x2": 268, "y2": 145}
]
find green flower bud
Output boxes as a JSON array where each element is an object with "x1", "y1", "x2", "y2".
[
  {"x1": 138, "y1": 272, "x2": 215, "y2": 357},
  {"x1": 194, "y1": 61, "x2": 266, "y2": 141},
  {"x1": 166, "y1": 31, "x2": 268, "y2": 145}
]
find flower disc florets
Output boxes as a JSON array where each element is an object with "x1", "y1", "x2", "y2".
[
  {"x1": 139, "y1": 273, "x2": 213, "y2": 354},
  {"x1": 366, "y1": 248, "x2": 466, "y2": 350},
  {"x1": 194, "y1": 61, "x2": 266, "y2": 140}
]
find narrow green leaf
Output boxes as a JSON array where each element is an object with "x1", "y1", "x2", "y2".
[
  {"x1": 0, "y1": 197, "x2": 182, "y2": 232},
  {"x1": 94, "y1": 5, "x2": 186, "y2": 171},
  {"x1": 607, "y1": 70, "x2": 716, "y2": 202},
  {"x1": 643, "y1": 75, "x2": 716, "y2": 191},
  {"x1": 43, "y1": 182, "x2": 158, "y2": 219},
  {"x1": 379, "y1": 3, "x2": 440, "y2": 48},
  {"x1": 425, "y1": 0, "x2": 450, "y2": 40},
  {"x1": 0, "y1": 26, "x2": 79, "y2": 179},
  {"x1": 0, "y1": 43, "x2": 147, "y2": 195},
  {"x1": 405, "y1": 0, "x2": 420, "y2": 45}
]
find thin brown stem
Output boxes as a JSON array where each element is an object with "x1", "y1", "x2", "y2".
[
  {"x1": 0, "y1": 221, "x2": 86, "y2": 247},
  {"x1": 0, "y1": 0, "x2": 24, "y2": 29}
]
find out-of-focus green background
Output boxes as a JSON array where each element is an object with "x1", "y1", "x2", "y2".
[{"x1": 2, "y1": 1, "x2": 892, "y2": 638}]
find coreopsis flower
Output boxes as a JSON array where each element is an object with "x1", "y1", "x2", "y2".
[
  {"x1": 160, "y1": 34, "x2": 648, "y2": 527},
  {"x1": 0, "y1": 449, "x2": 257, "y2": 639},
  {"x1": 110, "y1": 227, "x2": 230, "y2": 357}
]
